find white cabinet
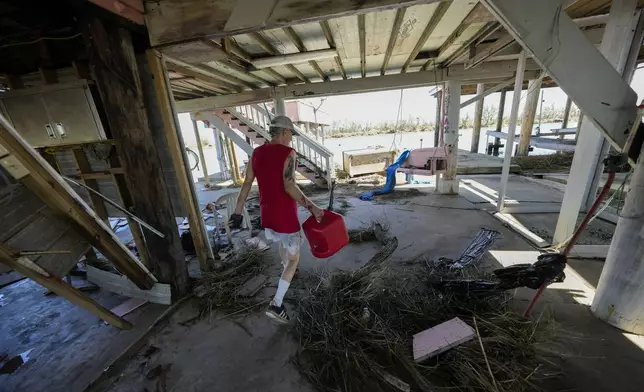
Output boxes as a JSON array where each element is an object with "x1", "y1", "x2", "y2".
[{"x1": 0, "y1": 80, "x2": 106, "y2": 147}]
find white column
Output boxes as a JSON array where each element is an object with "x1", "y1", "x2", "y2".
[
  {"x1": 497, "y1": 50, "x2": 527, "y2": 211},
  {"x1": 553, "y1": 0, "x2": 641, "y2": 244},
  {"x1": 592, "y1": 141, "x2": 644, "y2": 334},
  {"x1": 273, "y1": 98, "x2": 286, "y2": 116},
  {"x1": 437, "y1": 80, "x2": 461, "y2": 195}
]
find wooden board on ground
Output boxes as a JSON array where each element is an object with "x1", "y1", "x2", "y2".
[
  {"x1": 87, "y1": 266, "x2": 171, "y2": 305},
  {"x1": 413, "y1": 317, "x2": 475, "y2": 362},
  {"x1": 110, "y1": 298, "x2": 149, "y2": 318}
]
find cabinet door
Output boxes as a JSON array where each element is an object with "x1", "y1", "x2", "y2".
[
  {"x1": 1, "y1": 94, "x2": 59, "y2": 147},
  {"x1": 42, "y1": 86, "x2": 106, "y2": 145}
]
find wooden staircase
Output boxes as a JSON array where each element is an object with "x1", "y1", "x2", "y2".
[{"x1": 196, "y1": 104, "x2": 334, "y2": 188}]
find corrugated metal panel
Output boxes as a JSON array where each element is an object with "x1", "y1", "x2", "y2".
[{"x1": 423, "y1": 0, "x2": 478, "y2": 51}]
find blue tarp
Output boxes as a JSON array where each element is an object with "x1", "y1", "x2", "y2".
[{"x1": 359, "y1": 149, "x2": 411, "y2": 201}]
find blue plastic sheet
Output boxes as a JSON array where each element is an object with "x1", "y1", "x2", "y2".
[{"x1": 359, "y1": 150, "x2": 411, "y2": 201}]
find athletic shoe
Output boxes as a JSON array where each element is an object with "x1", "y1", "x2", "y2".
[{"x1": 266, "y1": 303, "x2": 290, "y2": 324}]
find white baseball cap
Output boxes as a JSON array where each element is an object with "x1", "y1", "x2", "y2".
[{"x1": 269, "y1": 116, "x2": 299, "y2": 135}]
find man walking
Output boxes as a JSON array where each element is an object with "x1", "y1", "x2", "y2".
[{"x1": 231, "y1": 115, "x2": 324, "y2": 323}]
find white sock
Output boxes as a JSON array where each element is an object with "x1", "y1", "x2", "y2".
[{"x1": 273, "y1": 279, "x2": 291, "y2": 307}]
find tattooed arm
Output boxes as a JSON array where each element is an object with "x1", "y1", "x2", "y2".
[{"x1": 283, "y1": 150, "x2": 324, "y2": 222}]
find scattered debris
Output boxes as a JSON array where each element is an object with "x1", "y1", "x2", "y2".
[
  {"x1": 192, "y1": 244, "x2": 270, "y2": 319},
  {"x1": 293, "y1": 233, "x2": 557, "y2": 392},
  {"x1": 434, "y1": 228, "x2": 502, "y2": 269},
  {"x1": 348, "y1": 221, "x2": 389, "y2": 243},
  {"x1": 110, "y1": 298, "x2": 149, "y2": 318},
  {"x1": 412, "y1": 317, "x2": 475, "y2": 362},
  {"x1": 141, "y1": 346, "x2": 160, "y2": 358}
]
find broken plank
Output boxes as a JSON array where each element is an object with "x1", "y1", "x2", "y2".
[
  {"x1": 87, "y1": 265, "x2": 172, "y2": 305},
  {"x1": 110, "y1": 297, "x2": 149, "y2": 318},
  {"x1": 0, "y1": 245, "x2": 132, "y2": 329}
]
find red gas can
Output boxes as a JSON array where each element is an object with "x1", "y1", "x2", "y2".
[{"x1": 302, "y1": 210, "x2": 349, "y2": 258}]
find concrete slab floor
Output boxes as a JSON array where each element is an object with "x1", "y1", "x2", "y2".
[
  {"x1": 86, "y1": 187, "x2": 644, "y2": 392},
  {"x1": 2, "y1": 177, "x2": 642, "y2": 392},
  {"x1": 0, "y1": 277, "x2": 170, "y2": 392}
]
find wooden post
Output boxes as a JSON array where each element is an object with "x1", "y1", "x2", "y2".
[
  {"x1": 471, "y1": 83, "x2": 485, "y2": 153},
  {"x1": 145, "y1": 49, "x2": 214, "y2": 272},
  {"x1": 83, "y1": 17, "x2": 189, "y2": 294},
  {"x1": 494, "y1": 89, "x2": 507, "y2": 156},
  {"x1": 561, "y1": 96, "x2": 572, "y2": 140},
  {"x1": 225, "y1": 136, "x2": 240, "y2": 183},
  {"x1": 437, "y1": 80, "x2": 460, "y2": 195},
  {"x1": 108, "y1": 153, "x2": 152, "y2": 270},
  {"x1": 229, "y1": 139, "x2": 242, "y2": 181},
  {"x1": 498, "y1": 51, "x2": 527, "y2": 211},
  {"x1": 592, "y1": 140, "x2": 644, "y2": 334},
  {"x1": 0, "y1": 245, "x2": 131, "y2": 329},
  {"x1": 434, "y1": 89, "x2": 443, "y2": 147},
  {"x1": 191, "y1": 120, "x2": 210, "y2": 187},
  {"x1": 517, "y1": 77, "x2": 543, "y2": 156},
  {"x1": 72, "y1": 148, "x2": 110, "y2": 224}
]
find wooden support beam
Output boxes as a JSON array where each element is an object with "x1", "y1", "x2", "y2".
[
  {"x1": 164, "y1": 57, "x2": 247, "y2": 92},
  {"x1": 471, "y1": 83, "x2": 485, "y2": 153},
  {"x1": 0, "y1": 113, "x2": 155, "y2": 288},
  {"x1": 517, "y1": 77, "x2": 543, "y2": 156},
  {"x1": 145, "y1": 0, "x2": 446, "y2": 46},
  {"x1": 191, "y1": 120, "x2": 210, "y2": 186},
  {"x1": 283, "y1": 27, "x2": 328, "y2": 81},
  {"x1": 147, "y1": 49, "x2": 215, "y2": 272},
  {"x1": 459, "y1": 77, "x2": 513, "y2": 108},
  {"x1": 108, "y1": 153, "x2": 152, "y2": 270},
  {"x1": 358, "y1": 13, "x2": 367, "y2": 78},
  {"x1": 159, "y1": 40, "x2": 228, "y2": 64},
  {"x1": 249, "y1": 32, "x2": 310, "y2": 83},
  {"x1": 0, "y1": 245, "x2": 131, "y2": 329},
  {"x1": 402, "y1": 1, "x2": 450, "y2": 73},
  {"x1": 465, "y1": 31, "x2": 515, "y2": 69},
  {"x1": 177, "y1": 59, "x2": 541, "y2": 111},
  {"x1": 72, "y1": 148, "x2": 110, "y2": 224},
  {"x1": 382, "y1": 8, "x2": 407, "y2": 75},
  {"x1": 562, "y1": 96, "x2": 573, "y2": 129},
  {"x1": 441, "y1": 22, "x2": 501, "y2": 68},
  {"x1": 320, "y1": 20, "x2": 348, "y2": 79},
  {"x1": 83, "y1": 17, "x2": 187, "y2": 294}
]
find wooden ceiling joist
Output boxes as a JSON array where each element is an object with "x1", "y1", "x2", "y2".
[
  {"x1": 283, "y1": 27, "x2": 328, "y2": 81},
  {"x1": 401, "y1": 1, "x2": 450, "y2": 73},
  {"x1": 358, "y1": 14, "x2": 367, "y2": 78},
  {"x1": 164, "y1": 58, "x2": 244, "y2": 92},
  {"x1": 249, "y1": 32, "x2": 309, "y2": 83},
  {"x1": 320, "y1": 20, "x2": 347, "y2": 80},
  {"x1": 381, "y1": 7, "x2": 407, "y2": 75}
]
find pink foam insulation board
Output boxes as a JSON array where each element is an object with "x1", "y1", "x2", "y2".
[{"x1": 413, "y1": 317, "x2": 475, "y2": 362}]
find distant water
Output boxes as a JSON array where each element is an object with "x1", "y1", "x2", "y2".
[{"x1": 189, "y1": 122, "x2": 577, "y2": 182}]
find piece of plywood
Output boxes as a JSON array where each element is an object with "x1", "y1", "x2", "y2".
[
  {"x1": 87, "y1": 265, "x2": 171, "y2": 305},
  {"x1": 110, "y1": 297, "x2": 149, "y2": 317},
  {"x1": 413, "y1": 317, "x2": 475, "y2": 362}
]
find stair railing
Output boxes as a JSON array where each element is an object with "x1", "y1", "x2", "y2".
[{"x1": 226, "y1": 104, "x2": 334, "y2": 186}]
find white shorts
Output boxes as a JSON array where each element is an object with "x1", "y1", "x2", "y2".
[{"x1": 264, "y1": 228, "x2": 303, "y2": 256}]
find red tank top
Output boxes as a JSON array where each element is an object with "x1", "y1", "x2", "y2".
[{"x1": 252, "y1": 144, "x2": 300, "y2": 234}]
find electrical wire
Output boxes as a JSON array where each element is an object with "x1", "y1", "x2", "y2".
[
  {"x1": 0, "y1": 33, "x2": 82, "y2": 50},
  {"x1": 389, "y1": 89, "x2": 405, "y2": 151}
]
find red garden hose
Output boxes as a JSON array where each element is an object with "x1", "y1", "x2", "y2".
[{"x1": 523, "y1": 170, "x2": 617, "y2": 317}]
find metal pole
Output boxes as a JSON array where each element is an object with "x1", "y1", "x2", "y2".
[{"x1": 497, "y1": 50, "x2": 527, "y2": 212}]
